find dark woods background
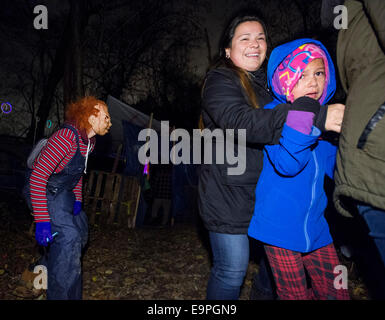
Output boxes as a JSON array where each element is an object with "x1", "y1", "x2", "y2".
[
  {"x1": 0, "y1": 0, "x2": 342, "y2": 141},
  {"x1": 2, "y1": 0, "x2": 382, "y2": 302}
]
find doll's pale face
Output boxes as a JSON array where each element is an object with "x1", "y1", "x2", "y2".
[
  {"x1": 291, "y1": 58, "x2": 326, "y2": 101},
  {"x1": 88, "y1": 104, "x2": 112, "y2": 138}
]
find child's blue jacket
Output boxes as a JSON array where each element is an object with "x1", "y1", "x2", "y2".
[{"x1": 248, "y1": 38, "x2": 338, "y2": 252}]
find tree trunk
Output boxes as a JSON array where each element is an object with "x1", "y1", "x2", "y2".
[
  {"x1": 204, "y1": 28, "x2": 212, "y2": 66},
  {"x1": 26, "y1": 19, "x2": 71, "y2": 143},
  {"x1": 26, "y1": 0, "x2": 88, "y2": 143},
  {"x1": 63, "y1": 0, "x2": 86, "y2": 107}
]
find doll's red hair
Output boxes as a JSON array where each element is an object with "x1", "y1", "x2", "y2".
[{"x1": 65, "y1": 96, "x2": 107, "y2": 132}]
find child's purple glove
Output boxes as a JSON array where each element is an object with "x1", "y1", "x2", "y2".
[
  {"x1": 287, "y1": 96, "x2": 320, "y2": 135},
  {"x1": 35, "y1": 222, "x2": 53, "y2": 247},
  {"x1": 73, "y1": 201, "x2": 82, "y2": 216},
  {"x1": 286, "y1": 111, "x2": 315, "y2": 135}
]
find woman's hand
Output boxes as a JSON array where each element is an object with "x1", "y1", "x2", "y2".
[{"x1": 325, "y1": 103, "x2": 345, "y2": 133}]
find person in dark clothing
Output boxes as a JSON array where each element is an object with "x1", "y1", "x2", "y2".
[
  {"x1": 198, "y1": 13, "x2": 346, "y2": 300},
  {"x1": 150, "y1": 164, "x2": 173, "y2": 226},
  {"x1": 322, "y1": 0, "x2": 385, "y2": 299}
]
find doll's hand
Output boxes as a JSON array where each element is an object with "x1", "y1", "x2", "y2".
[
  {"x1": 73, "y1": 201, "x2": 82, "y2": 216},
  {"x1": 35, "y1": 222, "x2": 53, "y2": 247}
]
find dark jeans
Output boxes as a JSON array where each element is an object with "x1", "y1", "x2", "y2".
[
  {"x1": 206, "y1": 231, "x2": 249, "y2": 300},
  {"x1": 206, "y1": 232, "x2": 275, "y2": 300},
  {"x1": 357, "y1": 204, "x2": 385, "y2": 266},
  {"x1": 250, "y1": 253, "x2": 276, "y2": 300},
  {"x1": 355, "y1": 203, "x2": 385, "y2": 299},
  {"x1": 46, "y1": 189, "x2": 88, "y2": 300},
  {"x1": 207, "y1": 232, "x2": 249, "y2": 300}
]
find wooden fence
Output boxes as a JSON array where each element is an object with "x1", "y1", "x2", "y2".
[{"x1": 83, "y1": 170, "x2": 141, "y2": 228}]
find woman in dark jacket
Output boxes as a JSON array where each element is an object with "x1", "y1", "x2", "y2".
[{"x1": 198, "y1": 13, "x2": 345, "y2": 300}]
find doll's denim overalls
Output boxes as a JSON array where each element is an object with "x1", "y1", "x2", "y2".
[{"x1": 25, "y1": 124, "x2": 89, "y2": 299}]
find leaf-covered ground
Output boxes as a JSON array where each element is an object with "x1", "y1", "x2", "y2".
[{"x1": 0, "y1": 191, "x2": 371, "y2": 300}]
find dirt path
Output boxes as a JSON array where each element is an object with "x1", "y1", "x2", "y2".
[{"x1": 0, "y1": 193, "x2": 370, "y2": 300}]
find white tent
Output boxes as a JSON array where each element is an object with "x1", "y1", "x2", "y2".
[{"x1": 104, "y1": 95, "x2": 162, "y2": 155}]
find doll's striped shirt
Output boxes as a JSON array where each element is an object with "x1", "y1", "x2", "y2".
[{"x1": 29, "y1": 127, "x2": 94, "y2": 222}]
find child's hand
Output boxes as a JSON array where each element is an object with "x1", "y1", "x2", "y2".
[
  {"x1": 325, "y1": 103, "x2": 345, "y2": 133},
  {"x1": 287, "y1": 97, "x2": 321, "y2": 134}
]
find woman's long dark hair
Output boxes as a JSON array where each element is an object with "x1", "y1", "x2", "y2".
[{"x1": 199, "y1": 13, "x2": 268, "y2": 129}]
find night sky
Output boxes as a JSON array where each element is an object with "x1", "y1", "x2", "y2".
[{"x1": 0, "y1": 0, "x2": 328, "y2": 138}]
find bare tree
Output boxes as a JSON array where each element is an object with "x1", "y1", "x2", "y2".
[
  {"x1": 63, "y1": 0, "x2": 87, "y2": 106},
  {"x1": 0, "y1": 0, "x2": 207, "y2": 141}
]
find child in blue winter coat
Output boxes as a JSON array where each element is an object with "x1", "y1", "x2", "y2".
[{"x1": 248, "y1": 39, "x2": 350, "y2": 300}]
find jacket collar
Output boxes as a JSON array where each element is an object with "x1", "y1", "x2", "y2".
[{"x1": 249, "y1": 68, "x2": 268, "y2": 88}]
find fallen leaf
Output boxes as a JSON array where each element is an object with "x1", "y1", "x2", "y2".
[
  {"x1": 353, "y1": 286, "x2": 366, "y2": 296},
  {"x1": 21, "y1": 269, "x2": 37, "y2": 284},
  {"x1": 25, "y1": 281, "x2": 33, "y2": 290},
  {"x1": 124, "y1": 277, "x2": 135, "y2": 285},
  {"x1": 14, "y1": 286, "x2": 29, "y2": 296}
]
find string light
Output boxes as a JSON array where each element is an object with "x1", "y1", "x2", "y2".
[{"x1": 1, "y1": 102, "x2": 12, "y2": 114}]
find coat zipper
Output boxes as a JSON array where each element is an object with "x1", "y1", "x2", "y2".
[{"x1": 304, "y1": 150, "x2": 318, "y2": 251}]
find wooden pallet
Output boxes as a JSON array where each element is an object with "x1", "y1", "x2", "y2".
[{"x1": 84, "y1": 170, "x2": 140, "y2": 228}]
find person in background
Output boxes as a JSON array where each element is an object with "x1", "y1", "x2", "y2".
[
  {"x1": 198, "y1": 12, "x2": 345, "y2": 300},
  {"x1": 322, "y1": 0, "x2": 385, "y2": 299},
  {"x1": 248, "y1": 39, "x2": 350, "y2": 300},
  {"x1": 150, "y1": 164, "x2": 173, "y2": 226},
  {"x1": 24, "y1": 96, "x2": 112, "y2": 299}
]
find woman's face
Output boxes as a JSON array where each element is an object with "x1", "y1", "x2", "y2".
[{"x1": 225, "y1": 21, "x2": 267, "y2": 72}]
